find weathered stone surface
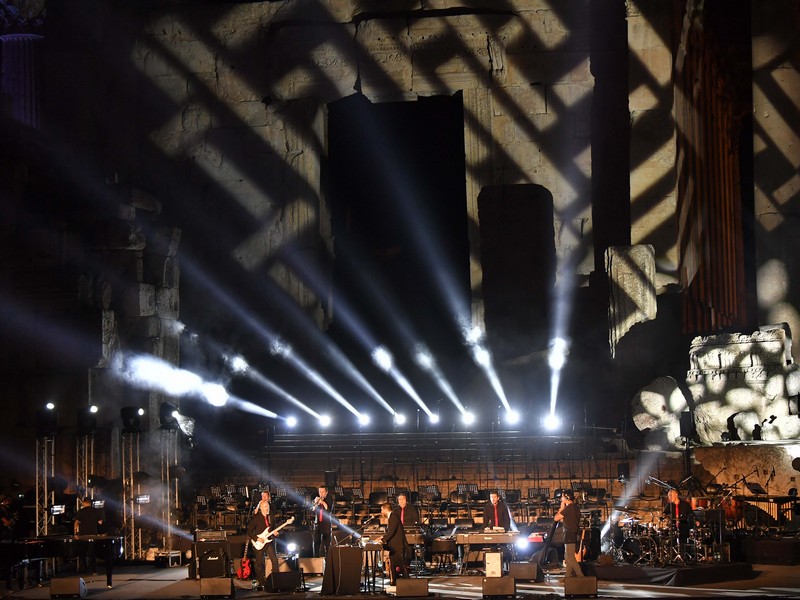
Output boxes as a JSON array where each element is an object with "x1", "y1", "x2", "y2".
[
  {"x1": 688, "y1": 326, "x2": 798, "y2": 445},
  {"x1": 606, "y1": 245, "x2": 657, "y2": 357},
  {"x1": 631, "y1": 376, "x2": 688, "y2": 450},
  {"x1": 120, "y1": 284, "x2": 156, "y2": 317}
]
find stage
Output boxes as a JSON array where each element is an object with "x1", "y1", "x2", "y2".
[{"x1": 3, "y1": 561, "x2": 800, "y2": 600}]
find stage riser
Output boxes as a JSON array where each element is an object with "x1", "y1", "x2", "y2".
[{"x1": 744, "y1": 538, "x2": 800, "y2": 564}]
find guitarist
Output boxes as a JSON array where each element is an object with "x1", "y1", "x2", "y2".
[
  {"x1": 246, "y1": 499, "x2": 280, "y2": 591},
  {"x1": 554, "y1": 489, "x2": 585, "y2": 578}
]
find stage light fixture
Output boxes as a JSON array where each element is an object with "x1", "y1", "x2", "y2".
[
  {"x1": 358, "y1": 414, "x2": 370, "y2": 427},
  {"x1": 505, "y1": 410, "x2": 521, "y2": 425},
  {"x1": 319, "y1": 415, "x2": 332, "y2": 428},
  {"x1": 120, "y1": 406, "x2": 144, "y2": 433},
  {"x1": 286, "y1": 542, "x2": 298, "y2": 553},
  {"x1": 543, "y1": 413, "x2": 560, "y2": 430},
  {"x1": 430, "y1": 413, "x2": 440, "y2": 424},
  {"x1": 35, "y1": 404, "x2": 58, "y2": 437},
  {"x1": 286, "y1": 416, "x2": 298, "y2": 428},
  {"x1": 394, "y1": 413, "x2": 406, "y2": 426},
  {"x1": 462, "y1": 411, "x2": 475, "y2": 426},
  {"x1": 159, "y1": 402, "x2": 180, "y2": 430},
  {"x1": 77, "y1": 406, "x2": 98, "y2": 435}
]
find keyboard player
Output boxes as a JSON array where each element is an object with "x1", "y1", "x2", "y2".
[
  {"x1": 73, "y1": 497, "x2": 104, "y2": 573},
  {"x1": 392, "y1": 492, "x2": 419, "y2": 528},
  {"x1": 483, "y1": 491, "x2": 512, "y2": 531}
]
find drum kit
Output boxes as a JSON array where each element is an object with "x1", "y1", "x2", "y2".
[{"x1": 609, "y1": 506, "x2": 720, "y2": 566}]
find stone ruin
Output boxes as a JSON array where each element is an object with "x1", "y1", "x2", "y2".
[{"x1": 633, "y1": 325, "x2": 800, "y2": 449}]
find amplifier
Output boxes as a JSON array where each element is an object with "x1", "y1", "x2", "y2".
[
  {"x1": 484, "y1": 552, "x2": 503, "y2": 577},
  {"x1": 196, "y1": 530, "x2": 228, "y2": 542}
]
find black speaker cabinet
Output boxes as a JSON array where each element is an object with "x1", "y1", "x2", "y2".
[
  {"x1": 396, "y1": 578, "x2": 429, "y2": 597},
  {"x1": 482, "y1": 576, "x2": 515, "y2": 599},
  {"x1": 50, "y1": 577, "x2": 87, "y2": 599},
  {"x1": 564, "y1": 575, "x2": 597, "y2": 598},
  {"x1": 199, "y1": 577, "x2": 235, "y2": 599},
  {"x1": 266, "y1": 571, "x2": 301, "y2": 592},
  {"x1": 197, "y1": 542, "x2": 230, "y2": 578},
  {"x1": 508, "y1": 562, "x2": 543, "y2": 582},
  {"x1": 320, "y1": 546, "x2": 362, "y2": 595}
]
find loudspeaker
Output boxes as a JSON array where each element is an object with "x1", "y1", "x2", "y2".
[
  {"x1": 50, "y1": 577, "x2": 87, "y2": 598},
  {"x1": 508, "y1": 562, "x2": 543, "y2": 582},
  {"x1": 266, "y1": 571, "x2": 301, "y2": 592},
  {"x1": 484, "y1": 551, "x2": 503, "y2": 577},
  {"x1": 324, "y1": 470, "x2": 337, "y2": 488},
  {"x1": 481, "y1": 576, "x2": 515, "y2": 598},
  {"x1": 197, "y1": 542, "x2": 230, "y2": 578},
  {"x1": 199, "y1": 577, "x2": 234, "y2": 598},
  {"x1": 396, "y1": 578, "x2": 429, "y2": 597},
  {"x1": 298, "y1": 557, "x2": 325, "y2": 575},
  {"x1": 617, "y1": 463, "x2": 630, "y2": 480},
  {"x1": 564, "y1": 575, "x2": 597, "y2": 598}
]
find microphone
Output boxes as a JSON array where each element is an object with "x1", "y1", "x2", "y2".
[{"x1": 645, "y1": 477, "x2": 651, "y2": 485}]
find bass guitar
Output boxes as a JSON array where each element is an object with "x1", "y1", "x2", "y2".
[{"x1": 252, "y1": 516, "x2": 295, "y2": 550}]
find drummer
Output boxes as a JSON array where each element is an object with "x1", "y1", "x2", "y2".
[{"x1": 662, "y1": 489, "x2": 692, "y2": 542}]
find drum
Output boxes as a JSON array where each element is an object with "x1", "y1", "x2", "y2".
[
  {"x1": 722, "y1": 498, "x2": 744, "y2": 521},
  {"x1": 691, "y1": 497, "x2": 710, "y2": 510},
  {"x1": 621, "y1": 536, "x2": 657, "y2": 564}
]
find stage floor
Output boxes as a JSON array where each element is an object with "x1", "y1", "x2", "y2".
[{"x1": 4, "y1": 562, "x2": 800, "y2": 600}]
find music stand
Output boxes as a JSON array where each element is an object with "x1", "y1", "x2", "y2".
[{"x1": 745, "y1": 482, "x2": 767, "y2": 495}]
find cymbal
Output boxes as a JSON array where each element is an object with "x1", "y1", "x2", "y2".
[
  {"x1": 613, "y1": 506, "x2": 640, "y2": 513},
  {"x1": 620, "y1": 518, "x2": 640, "y2": 524}
]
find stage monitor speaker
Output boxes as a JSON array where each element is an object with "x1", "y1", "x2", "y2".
[
  {"x1": 396, "y1": 578, "x2": 429, "y2": 597},
  {"x1": 508, "y1": 562, "x2": 543, "y2": 582},
  {"x1": 50, "y1": 577, "x2": 87, "y2": 599},
  {"x1": 266, "y1": 571, "x2": 302, "y2": 592},
  {"x1": 564, "y1": 575, "x2": 597, "y2": 598},
  {"x1": 617, "y1": 463, "x2": 630, "y2": 480},
  {"x1": 298, "y1": 557, "x2": 325, "y2": 575},
  {"x1": 484, "y1": 551, "x2": 503, "y2": 577},
  {"x1": 481, "y1": 576, "x2": 515, "y2": 598},
  {"x1": 199, "y1": 577, "x2": 234, "y2": 599},
  {"x1": 324, "y1": 470, "x2": 337, "y2": 488}
]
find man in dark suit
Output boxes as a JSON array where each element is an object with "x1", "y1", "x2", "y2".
[
  {"x1": 483, "y1": 491, "x2": 512, "y2": 530},
  {"x1": 312, "y1": 485, "x2": 333, "y2": 557},
  {"x1": 381, "y1": 502, "x2": 409, "y2": 586},
  {"x1": 246, "y1": 499, "x2": 279, "y2": 591},
  {"x1": 392, "y1": 492, "x2": 420, "y2": 528},
  {"x1": 663, "y1": 488, "x2": 693, "y2": 543}
]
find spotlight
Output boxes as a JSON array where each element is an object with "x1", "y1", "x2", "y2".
[
  {"x1": 201, "y1": 383, "x2": 229, "y2": 407},
  {"x1": 505, "y1": 410, "x2": 521, "y2": 425},
  {"x1": 159, "y1": 402, "x2": 180, "y2": 430},
  {"x1": 543, "y1": 413, "x2": 560, "y2": 431},
  {"x1": 548, "y1": 337, "x2": 569, "y2": 371},
  {"x1": 358, "y1": 414, "x2": 370, "y2": 427},
  {"x1": 394, "y1": 413, "x2": 407, "y2": 426},
  {"x1": 286, "y1": 542, "x2": 298, "y2": 553},
  {"x1": 120, "y1": 407, "x2": 144, "y2": 433},
  {"x1": 228, "y1": 355, "x2": 249, "y2": 374},
  {"x1": 462, "y1": 411, "x2": 476, "y2": 426},
  {"x1": 35, "y1": 404, "x2": 58, "y2": 437},
  {"x1": 286, "y1": 416, "x2": 298, "y2": 428},
  {"x1": 430, "y1": 414, "x2": 440, "y2": 424},
  {"x1": 371, "y1": 346, "x2": 394, "y2": 372},
  {"x1": 77, "y1": 406, "x2": 98, "y2": 435},
  {"x1": 515, "y1": 537, "x2": 530, "y2": 551},
  {"x1": 319, "y1": 415, "x2": 332, "y2": 428}
]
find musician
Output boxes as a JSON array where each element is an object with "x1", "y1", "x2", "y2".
[
  {"x1": 246, "y1": 499, "x2": 280, "y2": 591},
  {"x1": 483, "y1": 491, "x2": 512, "y2": 531},
  {"x1": 0, "y1": 494, "x2": 16, "y2": 542},
  {"x1": 392, "y1": 492, "x2": 420, "y2": 528},
  {"x1": 554, "y1": 489, "x2": 584, "y2": 578},
  {"x1": 380, "y1": 502, "x2": 410, "y2": 586},
  {"x1": 253, "y1": 489, "x2": 271, "y2": 513},
  {"x1": 663, "y1": 488, "x2": 693, "y2": 542},
  {"x1": 312, "y1": 485, "x2": 333, "y2": 557},
  {"x1": 73, "y1": 497, "x2": 104, "y2": 573}
]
